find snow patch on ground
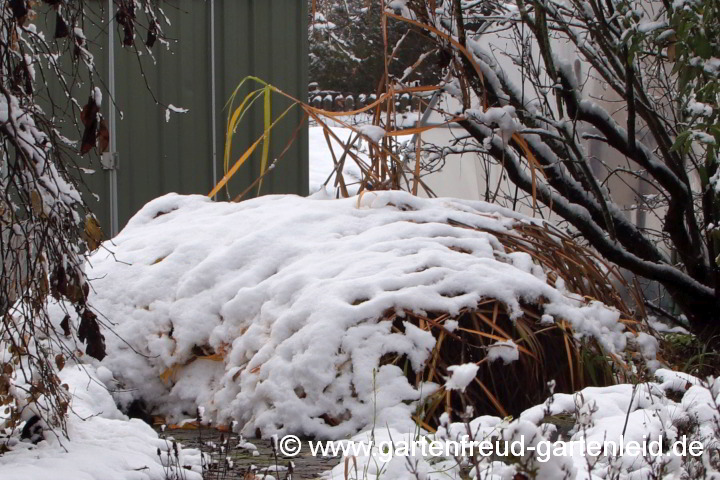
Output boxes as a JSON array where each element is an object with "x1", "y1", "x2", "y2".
[
  {"x1": 308, "y1": 125, "x2": 413, "y2": 197},
  {"x1": 309, "y1": 126, "x2": 365, "y2": 196},
  {"x1": 0, "y1": 364, "x2": 203, "y2": 480},
  {"x1": 357, "y1": 125, "x2": 387, "y2": 144}
]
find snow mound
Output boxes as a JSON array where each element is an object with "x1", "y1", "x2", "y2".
[
  {"x1": 86, "y1": 191, "x2": 636, "y2": 439},
  {"x1": 0, "y1": 364, "x2": 203, "y2": 480},
  {"x1": 486, "y1": 339, "x2": 520, "y2": 364}
]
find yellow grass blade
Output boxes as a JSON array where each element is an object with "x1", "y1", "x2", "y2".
[
  {"x1": 257, "y1": 85, "x2": 272, "y2": 195},
  {"x1": 212, "y1": 136, "x2": 264, "y2": 198},
  {"x1": 563, "y1": 329, "x2": 576, "y2": 391},
  {"x1": 224, "y1": 88, "x2": 264, "y2": 178},
  {"x1": 210, "y1": 102, "x2": 297, "y2": 198}
]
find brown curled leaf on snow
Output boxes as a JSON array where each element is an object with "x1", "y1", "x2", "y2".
[
  {"x1": 60, "y1": 314, "x2": 71, "y2": 337},
  {"x1": 159, "y1": 365, "x2": 178, "y2": 385},
  {"x1": 51, "y1": 264, "x2": 89, "y2": 304},
  {"x1": 50, "y1": 264, "x2": 67, "y2": 300}
]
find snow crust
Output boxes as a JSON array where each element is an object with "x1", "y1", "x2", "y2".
[
  {"x1": 84, "y1": 191, "x2": 635, "y2": 439},
  {"x1": 467, "y1": 106, "x2": 519, "y2": 146},
  {"x1": 357, "y1": 125, "x2": 387, "y2": 144}
]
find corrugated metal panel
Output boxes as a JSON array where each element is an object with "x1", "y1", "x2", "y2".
[
  {"x1": 58, "y1": 0, "x2": 308, "y2": 233},
  {"x1": 112, "y1": 0, "x2": 214, "y2": 227},
  {"x1": 214, "y1": 0, "x2": 309, "y2": 200}
]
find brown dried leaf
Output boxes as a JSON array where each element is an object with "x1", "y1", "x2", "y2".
[
  {"x1": 146, "y1": 22, "x2": 158, "y2": 48},
  {"x1": 9, "y1": 0, "x2": 28, "y2": 20},
  {"x1": 60, "y1": 314, "x2": 71, "y2": 337},
  {"x1": 30, "y1": 190, "x2": 43, "y2": 215},
  {"x1": 54, "y1": 11, "x2": 69, "y2": 38},
  {"x1": 80, "y1": 121, "x2": 97, "y2": 154},
  {"x1": 55, "y1": 354, "x2": 65, "y2": 371},
  {"x1": 84, "y1": 215, "x2": 105, "y2": 251}
]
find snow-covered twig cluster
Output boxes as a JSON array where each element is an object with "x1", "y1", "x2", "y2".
[{"x1": 1, "y1": 0, "x2": 170, "y2": 438}]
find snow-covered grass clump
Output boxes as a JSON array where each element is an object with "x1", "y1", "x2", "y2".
[{"x1": 84, "y1": 191, "x2": 643, "y2": 439}]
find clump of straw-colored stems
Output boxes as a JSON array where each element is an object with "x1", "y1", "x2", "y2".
[
  {"x1": 210, "y1": 74, "x2": 450, "y2": 202},
  {"x1": 207, "y1": 28, "x2": 653, "y2": 427}
]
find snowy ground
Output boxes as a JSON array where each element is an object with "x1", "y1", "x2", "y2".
[
  {"x1": 308, "y1": 124, "x2": 414, "y2": 197},
  {"x1": 0, "y1": 364, "x2": 204, "y2": 480}
]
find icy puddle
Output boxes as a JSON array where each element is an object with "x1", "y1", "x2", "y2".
[{"x1": 156, "y1": 427, "x2": 336, "y2": 479}]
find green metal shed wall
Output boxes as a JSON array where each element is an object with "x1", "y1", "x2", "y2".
[{"x1": 76, "y1": 0, "x2": 308, "y2": 234}]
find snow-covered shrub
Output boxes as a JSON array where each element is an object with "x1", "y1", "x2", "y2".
[{"x1": 80, "y1": 191, "x2": 653, "y2": 439}]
